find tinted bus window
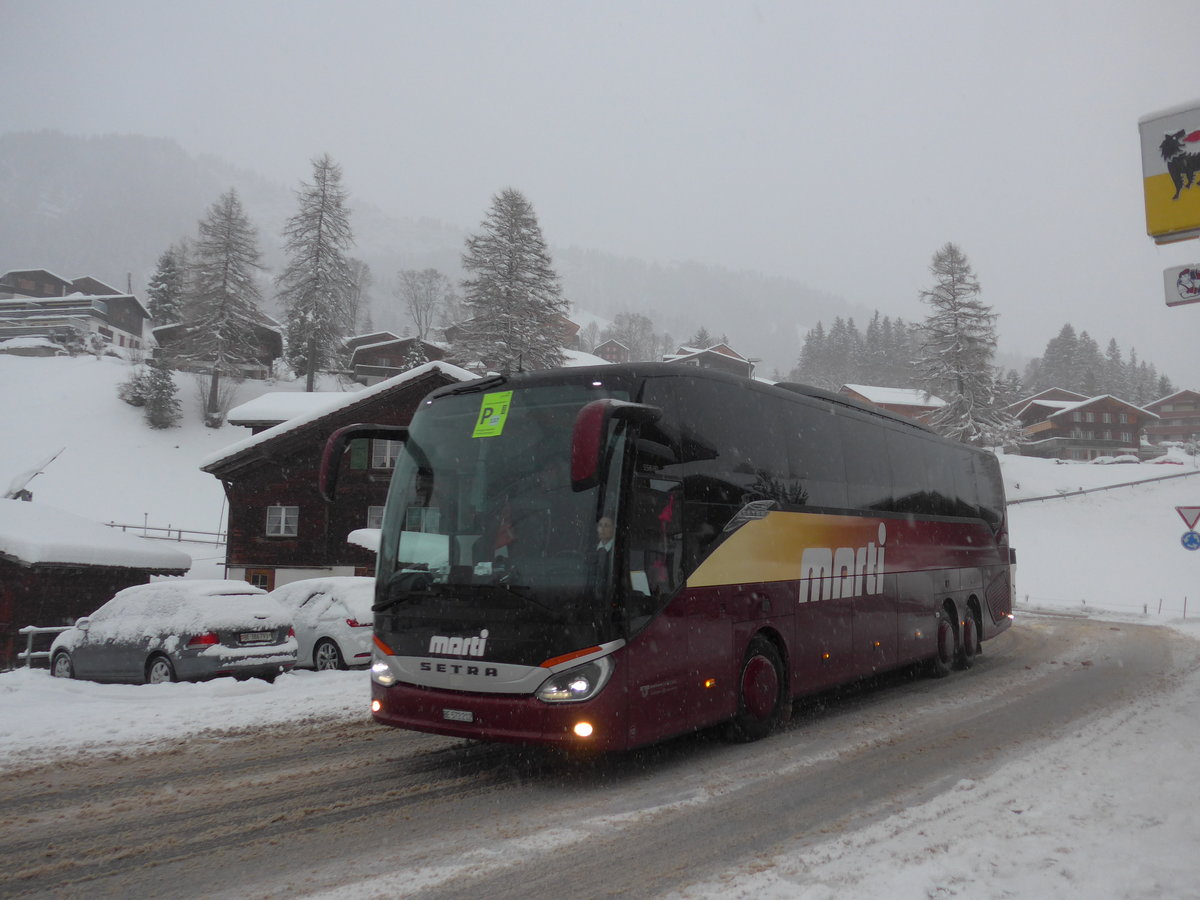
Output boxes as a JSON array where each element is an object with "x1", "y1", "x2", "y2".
[
  {"x1": 783, "y1": 399, "x2": 848, "y2": 508},
  {"x1": 975, "y1": 451, "x2": 1006, "y2": 531},
  {"x1": 839, "y1": 415, "x2": 892, "y2": 511},
  {"x1": 888, "y1": 428, "x2": 932, "y2": 515}
]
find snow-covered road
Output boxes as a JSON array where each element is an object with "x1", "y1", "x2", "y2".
[{"x1": 2, "y1": 615, "x2": 1193, "y2": 899}]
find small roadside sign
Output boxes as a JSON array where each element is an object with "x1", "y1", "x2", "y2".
[
  {"x1": 1164, "y1": 265, "x2": 1200, "y2": 307},
  {"x1": 1177, "y1": 506, "x2": 1200, "y2": 529},
  {"x1": 1183, "y1": 531, "x2": 1200, "y2": 551}
]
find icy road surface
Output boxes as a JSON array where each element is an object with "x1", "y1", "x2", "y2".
[{"x1": 2, "y1": 614, "x2": 1196, "y2": 899}]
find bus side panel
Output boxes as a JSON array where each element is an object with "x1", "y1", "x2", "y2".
[
  {"x1": 623, "y1": 594, "x2": 709, "y2": 747},
  {"x1": 790, "y1": 594, "x2": 856, "y2": 695},
  {"x1": 895, "y1": 569, "x2": 939, "y2": 665}
]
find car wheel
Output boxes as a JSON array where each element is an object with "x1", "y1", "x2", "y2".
[
  {"x1": 146, "y1": 655, "x2": 176, "y2": 684},
  {"x1": 51, "y1": 651, "x2": 74, "y2": 679},
  {"x1": 314, "y1": 638, "x2": 346, "y2": 671}
]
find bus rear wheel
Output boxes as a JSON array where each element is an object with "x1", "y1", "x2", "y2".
[
  {"x1": 928, "y1": 606, "x2": 957, "y2": 679},
  {"x1": 730, "y1": 636, "x2": 790, "y2": 742},
  {"x1": 956, "y1": 607, "x2": 980, "y2": 670}
]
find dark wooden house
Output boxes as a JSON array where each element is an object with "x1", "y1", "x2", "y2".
[
  {"x1": 1011, "y1": 393, "x2": 1158, "y2": 460},
  {"x1": 0, "y1": 268, "x2": 152, "y2": 354},
  {"x1": 201, "y1": 362, "x2": 474, "y2": 590},
  {"x1": 0, "y1": 500, "x2": 190, "y2": 669},
  {"x1": 348, "y1": 336, "x2": 449, "y2": 385},
  {"x1": 1143, "y1": 390, "x2": 1200, "y2": 445},
  {"x1": 840, "y1": 384, "x2": 946, "y2": 423}
]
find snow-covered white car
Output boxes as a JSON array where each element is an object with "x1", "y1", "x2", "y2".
[
  {"x1": 267, "y1": 577, "x2": 375, "y2": 670},
  {"x1": 49, "y1": 580, "x2": 297, "y2": 685}
]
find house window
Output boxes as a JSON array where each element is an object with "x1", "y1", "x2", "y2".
[
  {"x1": 246, "y1": 568, "x2": 276, "y2": 590},
  {"x1": 1102, "y1": 413, "x2": 1112, "y2": 424},
  {"x1": 266, "y1": 505, "x2": 299, "y2": 536},
  {"x1": 1119, "y1": 413, "x2": 1129, "y2": 424},
  {"x1": 1104, "y1": 430, "x2": 1113, "y2": 440},
  {"x1": 1072, "y1": 412, "x2": 1082, "y2": 422},
  {"x1": 372, "y1": 439, "x2": 402, "y2": 469},
  {"x1": 1071, "y1": 428, "x2": 1083, "y2": 439},
  {"x1": 367, "y1": 505, "x2": 386, "y2": 529},
  {"x1": 1085, "y1": 412, "x2": 1095, "y2": 423},
  {"x1": 1121, "y1": 432, "x2": 1133, "y2": 443}
]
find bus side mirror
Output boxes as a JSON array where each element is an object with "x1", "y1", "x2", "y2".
[
  {"x1": 571, "y1": 400, "x2": 662, "y2": 491},
  {"x1": 319, "y1": 423, "x2": 409, "y2": 502}
]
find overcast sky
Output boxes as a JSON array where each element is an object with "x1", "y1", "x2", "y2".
[{"x1": 7, "y1": 0, "x2": 1200, "y2": 382}]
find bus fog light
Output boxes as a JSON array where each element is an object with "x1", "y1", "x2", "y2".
[
  {"x1": 574, "y1": 721, "x2": 594, "y2": 737},
  {"x1": 371, "y1": 661, "x2": 396, "y2": 686},
  {"x1": 536, "y1": 657, "x2": 614, "y2": 702}
]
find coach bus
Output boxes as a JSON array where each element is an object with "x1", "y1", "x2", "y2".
[{"x1": 321, "y1": 363, "x2": 1014, "y2": 751}]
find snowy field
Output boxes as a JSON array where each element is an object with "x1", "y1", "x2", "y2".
[{"x1": 4, "y1": 354, "x2": 1200, "y2": 897}]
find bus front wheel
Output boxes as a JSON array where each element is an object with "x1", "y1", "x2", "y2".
[{"x1": 730, "y1": 636, "x2": 790, "y2": 742}]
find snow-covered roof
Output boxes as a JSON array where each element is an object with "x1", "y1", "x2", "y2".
[
  {"x1": 227, "y1": 391, "x2": 363, "y2": 427},
  {"x1": 200, "y1": 361, "x2": 478, "y2": 470},
  {"x1": 1047, "y1": 395, "x2": 1159, "y2": 420},
  {"x1": 843, "y1": 385, "x2": 945, "y2": 407},
  {"x1": 561, "y1": 349, "x2": 612, "y2": 367},
  {"x1": 0, "y1": 500, "x2": 191, "y2": 571}
]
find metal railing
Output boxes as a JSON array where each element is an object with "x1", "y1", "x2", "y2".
[
  {"x1": 1008, "y1": 467, "x2": 1200, "y2": 505},
  {"x1": 104, "y1": 521, "x2": 226, "y2": 545},
  {"x1": 16, "y1": 625, "x2": 72, "y2": 667}
]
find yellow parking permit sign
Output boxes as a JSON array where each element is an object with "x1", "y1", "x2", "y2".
[{"x1": 472, "y1": 391, "x2": 513, "y2": 438}]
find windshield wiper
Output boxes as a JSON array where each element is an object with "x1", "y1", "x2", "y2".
[
  {"x1": 491, "y1": 580, "x2": 563, "y2": 620},
  {"x1": 373, "y1": 571, "x2": 438, "y2": 612}
]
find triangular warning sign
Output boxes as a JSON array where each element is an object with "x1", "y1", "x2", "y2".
[{"x1": 1177, "y1": 506, "x2": 1200, "y2": 529}]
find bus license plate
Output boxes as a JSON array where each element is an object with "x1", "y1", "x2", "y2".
[{"x1": 442, "y1": 708, "x2": 474, "y2": 723}]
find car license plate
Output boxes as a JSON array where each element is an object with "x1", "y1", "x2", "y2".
[
  {"x1": 240, "y1": 631, "x2": 274, "y2": 645},
  {"x1": 442, "y1": 708, "x2": 474, "y2": 723}
]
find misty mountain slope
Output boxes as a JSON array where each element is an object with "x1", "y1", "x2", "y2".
[{"x1": 0, "y1": 130, "x2": 866, "y2": 373}]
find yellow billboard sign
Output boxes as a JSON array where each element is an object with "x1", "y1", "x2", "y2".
[{"x1": 1140, "y1": 99, "x2": 1200, "y2": 244}]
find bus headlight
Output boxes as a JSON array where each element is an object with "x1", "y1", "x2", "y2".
[
  {"x1": 371, "y1": 660, "x2": 396, "y2": 687},
  {"x1": 535, "y1": 656, "x2": 614, "y2": 703}
]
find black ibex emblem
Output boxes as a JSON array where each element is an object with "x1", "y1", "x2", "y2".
[{"x1": 1159, "y1": 128, "x2": 1200, "y2": 200}]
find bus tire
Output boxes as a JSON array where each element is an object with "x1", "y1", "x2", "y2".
[
  {"x1": 928, "y1": 606, "x2": 957, "y2": 679},
  {"x1": 730, "y1": 636, "x2": 790, "y2": 742},
  {"x1": 956, "y1": 604, "x2": 980, "y2": 670}
]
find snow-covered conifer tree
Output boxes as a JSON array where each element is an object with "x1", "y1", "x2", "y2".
[
  {"x1": 455, "y1": 188, "x2": 568, "y2": 372},
  {"x1": 916, "y1": 242, "x2": 1019, "y2": 446},
  {"x1": 146, "y1": 246, "x2": 186, "y2": 324},
  {"x1": 143, "y1": 356, "x2": 182, "y2": 429},
  {"x1": 183, "y1": 188, "x2": 266, "y2": 425},
  {"x1": 277, "y1": 154, "x2": 356, "y2": 391}
]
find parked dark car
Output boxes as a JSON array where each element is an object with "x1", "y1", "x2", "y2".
[{"x1": 49, "y1": 580, "x2": 297, "y2": 684}]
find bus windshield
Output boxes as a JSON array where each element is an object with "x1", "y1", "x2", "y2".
[{"x1": 375, "y1": 380, "x2": 629, "y2": 664}]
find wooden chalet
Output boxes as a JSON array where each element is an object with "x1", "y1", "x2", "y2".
[
  {"x1": 662, "y1": 343, "x2": 755, "y2": 378},
  {"x1": 0, "y1": 268, "x2": 151, "y2": 355},
  {"x1": 840, "y1": 384, "x2": 945, "y2": 423},
  {"x1": 201, "y1": 362, "x2": 475, "y2": 590},
  {"x1": 592, "y1": 338, "x2": 632, "y2": 364},
  {"x1": 1143, "y1": 390, "x2": 1200, "y2": 445},
  {"x1": 1010, "y1": 391, "x2": 1158, "y2": 461},
  {"x1": 153, "y1": 312, "x2": 284, "y2": 379},
  {"x1": 0, "y1": 500, "x2": 191, "y2": 669},
  {"x1": 347, "y1": 335, "x2": 449, "y2": 385}
]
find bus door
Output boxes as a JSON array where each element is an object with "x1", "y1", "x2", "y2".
[{"x1": 621, "y1": 472, "x2": 706, "y2": 745}]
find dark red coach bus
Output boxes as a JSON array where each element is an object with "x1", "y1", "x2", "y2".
[{"x1": 322, "y1": 363, "x2": 1014, "y2": 751}]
